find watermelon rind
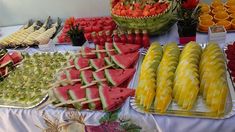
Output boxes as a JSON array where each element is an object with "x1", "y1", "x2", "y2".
[
  {"x1": 68, "y1": 90, "x2": 82, "y2": 109},
  {"x1": 98, "y1": 85, "x2": 108, "y2": 109},
  {"x1": 104, "y1": 57, "x2": 112, "y2": 66},
  {"x1": 74, "y1": 57, "x2": 81, "y2": 70},
  {"x1": 53, "y1": 88, "x2": 67, "y2": 103},
  {"x1": 104, "y1": 69, "x2": 116, "y2": 86},
  {"x1": 111, "y1": 56, "x2": 125, "y2": 69},
  {"x1": 0, "y1": 49, "x2": 7, "y2": 58},
  {"x1": 86, "y1": 89, "x2": 96, "y2": 109},
  {"x1": 96, "y1": 45, "x2": 101, "y2": 59},
  {"x1": 0, "y1": 54, "x2": 14, "y2": 68},
  {"x1": 80, "y1": 71, "x2": 91, "y2": 85},
  {"x1": 113, "y1": 42, "x2": 122, "y2": 54},
  {"x1": 89, "y1": 60, "x2": 99, "y2": 70}
]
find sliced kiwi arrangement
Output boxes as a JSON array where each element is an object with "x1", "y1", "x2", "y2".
[{"x1": 0, "y1": 52, "x2": 72, "y2": 106}]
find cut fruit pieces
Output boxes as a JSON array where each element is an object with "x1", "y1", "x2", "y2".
[
  {"x1": 74, "y1": 57, "x2": 90, "y2": 70},
  {"x1": 111, "y1": 52, "x2": 139, "y2": 69},
  {"x1": 96, "y1": 45, "x2": 107, "y2": 59},
  {"x1": 89, "y1": 58, "x2": 106, "y2": 70},
  {"x1": 113, "y1": 42, "x2": 141, "y2": 54},
  {"x1": 68, "y1": 83, "x2": 86, "y2": 109},
  {"x1": 81, "y1": 70, "x2": 93, "y2": 85},
  {"x1": 104, "y1": 68, "x2": 135, "y2": 86},
  {"x1": 10, "y1": 51, "x2": 23, "y2": 64},
  {"x1": 105, "y1": 43, "x2": 116, "y2": 56},
  {"x1": 86, "y1": 86, "x2": 102, "y2": 110}
]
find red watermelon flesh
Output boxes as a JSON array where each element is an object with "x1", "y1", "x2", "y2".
[
  {"x1": 0, "y1": 53, "x2": 13, "y2": 68},
  {"x1": 81, "y1": 70, "x2": 94, "y2": 85},
  {"x1": 67, "y1": 58, "x2": 74, "y2": 66},
  {"x1": 93, "y1": 71, "x2": 108, "y2": 85},
  {"x1": 81, "y1": 47, "x2": 96, "y2": 59},
  {"x1": 65, "y1": 69, "x2": 81, "y2": 83},
  {"x1": 10, "y1": 51, "x2": 23, "y2": 64},
  {"x1": 89, "y1": 58, "x2": 105, "y2": 70},
  {"x1": 57, "y1": 71, "x2": 69, "y2": 86},
  {"x1": 105, "y1": 42, "x2": 116, "y2": 56},
  {"x1": 111, "y1": 52, "x2": 139, "y2": 69},
  {"x1": 74, "y1": 57, "x2": 89, "y2": 70},
  {"x1": 98, "y1": 85, "x2": 125, "y2": 111},
  {"x1": 53, "y1": 85, "x2": 73, "y2": 102},
  {"x1": 104, "y1": 69, "x2": 136, "y2": 86},
  {"x1": 96, "y1": 45, "x2": 107, "y2": 59},
  {"x1": 113, "y1": 42, "x2": 141, "y2": 54},
  {"x1": 68, "y1": 83, "x2": 87, "y2": 109},
  {"x1": 86, "y1": 86, "x2": 102, "y2": 110}
]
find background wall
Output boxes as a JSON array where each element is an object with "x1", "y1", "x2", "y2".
[{"x1": 0, "y1": 0, "x2": 212, "y2": 27}]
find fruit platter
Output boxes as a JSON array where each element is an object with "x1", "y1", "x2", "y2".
[
  {"x1": 198, "y1": 0, "x2": 235, "y2": 33},
  {"x1": 0, "y1": 51, "x2": 71, "y2": 108},
  {"x1": 36, "y1": 42, "x2": 141, "y2": 112},
  {"x1": 0, "y1": 17, "x2": 62, "y2": 48},
  {"x1": 130, "y1": 41, "x2": 235, "y2": 119},
  {"x1": 111, "y1": 0, "x2": 177, "y2": 35}
]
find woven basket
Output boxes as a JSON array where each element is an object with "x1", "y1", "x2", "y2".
[{"x1": 111, "y1": 1, "x2": 177, "y2": 35}]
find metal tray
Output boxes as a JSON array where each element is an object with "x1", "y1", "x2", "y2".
[{"x1": 130, "y1": 44, "x2": 235, "y2": 119}]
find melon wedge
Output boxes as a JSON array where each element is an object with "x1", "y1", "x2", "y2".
[
  {"x1": 57, "y1": 71, "x2": 69, "y2": 86},
  {"x1": 53, "y1": 85, "x2": 72, "y2": 102},
  {"x1": 0, "y1": 53, "x2": 14, "y2": 68},
  {"x1": 81, "y1": 70, "x2": 93, "y2": 85},
  {"x1": 96, "y1": 45, "x2": 107, "y2": 58},
  {"x1": 93, "y1": 71, "x2": 108, "y2": 85},
  {"x1": 89, "y1": 58, "x2": 105, "y2": 70},
  {"x1": 10, "y1": 51, "x2": 23, "y2": 64},
  {"x1": 113, "y1": 42, "x2": 140, "y2": 54},
  {"x1": 0, "y1": 49, "x2": 7, "y2": 58},
  {"x1": 104, "y1": 69, "x2": 135, "y2": 86},
  {"x1": 111, "y1": 52, "x2": 139, "y2": 69},
  {"x1": 99, "y1": 85, "x2": 134, "y2": 111},
  {"x1": 68, "y1": 83, "x2": 86, "y2": 109},
  {"x1": 86, "y1": 86, "x2": 102, "y2": 110},
  {"x1": 105, "y1": 43, "x2": 116, "y2": 56},
  {"x1": 65, "y1": 69, "x2": 81, "y2": 83},
  {"x1": 81, "y1": 47, "x2": 96, "y2": 59},
  {"x1": 74, "y1": 57, "x2": 89, "y2": 70}
]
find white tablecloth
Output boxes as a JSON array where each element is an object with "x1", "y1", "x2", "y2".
[{"x1": 1, "y1": 24, "x2": 235, "y2": 132}]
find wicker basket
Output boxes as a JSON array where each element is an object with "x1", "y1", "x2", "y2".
[{"x1": 111, "y1": 1, "x2": 177, "y2": 35}]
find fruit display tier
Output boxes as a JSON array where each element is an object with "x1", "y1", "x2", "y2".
[
  {"x1": 131, "y1": 42, "x2": 235, "y2": 119},
  {"x1": 111, "y1": 0, "x2": 177, "y2": 35},
  {"x1": 0, "y1": 52, "x2": 71, "y2": 108}
]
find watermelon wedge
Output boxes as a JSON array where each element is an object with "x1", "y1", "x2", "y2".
[
  {"x1": 81, "y1": 47, "x2": 96, "y2": 59},
  {"x1": 53, "y1": 85, "x2": 72, "y2": 102},
  {"x1": 89, "y1": 58, "x2": 105, "y2": 70},
  {"x1": 86, "y1": 86, "x2": 102, "y2": 110},
  {"x1": 104, "y1": 69, "x2": 136, "y2": 86},
  {"x1": 113, "y1": 42, "x2": 141, "y2": 54},
  {"x1": 81, "y1": 70, "x2": 93, "y2": 85},
  {"x1": 104, "y1": 57, "x2": 113, "y2": 66},
  {"x1": 96, "y1": 45, "x2": 107, "y2": 59},
  {"x1": 10, "y1": 51, "x2": 23, "y2": 64},
  {"x1": 57, "y1": 71, "x2": 69, "y2": 86},
  {"x1": 67, "y1": 58, "x2": 75, "y2": 67},
  {"x1": 105, "y1": 42, "x2": 116, "y2": 56},
  {"x1": 74, "y1": 57, "x2": 90, "y2": 70},
  {"x1": 0, "y1": 53, "x2": 14, "y2": 68},
  {"x1": 93, "y1": 71, "x2": 108, "y2": 85},
  {"x1": 111, "y1": 52, "x2": 139, "y2": 69},
  {"x1": 0, "y1": 67, "x2": 8, "y2": 76},
  {"x1": 68, "y1": 83, "x2": 87, "y2": 109},
  {"x1": 65, "y1": 69, "x2": 81, "y2": 83},
  {"x1": 99, "y1": 85, "x2": 134, "y2": 111}
]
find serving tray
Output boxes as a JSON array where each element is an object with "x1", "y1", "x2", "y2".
[{"x1": 130, "y1": 44, "x2": 235, "y2": 119}]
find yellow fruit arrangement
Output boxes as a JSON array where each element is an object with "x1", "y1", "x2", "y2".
[{"x1": 135, "y1": 41, "x2": 228, "y2": 116}]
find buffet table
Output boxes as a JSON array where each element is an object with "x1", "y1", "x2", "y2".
[{"x1": 1, "y1": 24, "x2": 235, "y2": 132}]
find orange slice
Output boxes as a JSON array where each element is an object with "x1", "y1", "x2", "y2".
[
  {"x1": 216, "y1": 20, "x2": 232, "y2": 30},
  {"x1": 231, "y1": 13, "x2": 235, "y2": 19},
  {"x1": 231, "y1": 19, "x2": 235, "y2": 29},
  {"x1": 214, "y1": 12, "x2": 229, "y2": 22},
  {"x1": 199, "y1": 14, "x2": 213, "y2": 21},
  {"x1": 199, "y1": 20, "x2": 215, "y2": 31}
]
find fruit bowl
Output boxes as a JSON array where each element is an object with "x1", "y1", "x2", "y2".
[{"x1": 111, "y1": 1, "x2": 177, "y2": 35}]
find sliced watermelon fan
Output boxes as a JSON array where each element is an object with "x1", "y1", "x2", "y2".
[{"x1": 50, "y1": 42, "x2": 140, "y2": 111}]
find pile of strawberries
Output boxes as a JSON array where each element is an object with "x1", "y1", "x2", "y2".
[
  {"x1": 226, "y1": 42, "x2": 235, "y2": 82},
  {"x1": 57, "y1": 17, "x2": 116, "y2": 43},
  {"x1": 112, "y1": 1, "x2": 170, "y2": 17}
]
